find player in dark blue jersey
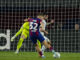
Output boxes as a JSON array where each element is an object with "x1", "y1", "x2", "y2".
[{"x1": 28, "y1": 13, "x2": 56, "y2": 58}]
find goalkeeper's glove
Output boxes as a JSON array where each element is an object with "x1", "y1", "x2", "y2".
[{"x1": 11, "y1": 35, "x2": 16, "y2": 42}]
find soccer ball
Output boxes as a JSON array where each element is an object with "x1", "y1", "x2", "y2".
[{"x1": 53, "y1": 52, "x2": 60, "y2": 58}]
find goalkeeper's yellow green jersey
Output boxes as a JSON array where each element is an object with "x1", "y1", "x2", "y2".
[
  {"x1": 22, "y1": 22, "x2": 29, "y2": 31},
  {"x1": 15, "y1": 22, "x2": 29, "y2": 37}
]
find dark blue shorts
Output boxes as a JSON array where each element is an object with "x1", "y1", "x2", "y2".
[{"x1": 30, "y1": 32, "x2": 45, "y2": 44}]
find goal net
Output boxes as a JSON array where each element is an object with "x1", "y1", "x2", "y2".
[{"x1": 0, "y1": 0, "x2": 80, "y2": 52}]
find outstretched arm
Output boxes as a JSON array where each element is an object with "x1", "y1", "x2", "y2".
[
  {"x1": 40, "y1": 27, "x2": 48, "y2": 34},
  {"x1": 11, "y1": 26, "x2": 23, "y2": 42},
  {"x1": 40, "y1": 21, "x2": 48, "y2": 34},
  {"x1": 15, "y1": 27, "x2": 23, "y2": 37},
  {"x1": 46, "y1": 20, "x2": 54, "y2": 25}
]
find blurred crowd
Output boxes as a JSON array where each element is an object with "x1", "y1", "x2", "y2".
[{"x1": 51, "y1": 18, "x2": 80, "y2": 31}]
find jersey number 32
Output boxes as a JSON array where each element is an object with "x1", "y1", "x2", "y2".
[{"x1": 30, "y1": 22, "x2": 38, "y2": 31}]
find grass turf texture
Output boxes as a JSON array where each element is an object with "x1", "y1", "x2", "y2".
[{"x1": 0, "y1": 51, "x2": 80, "y2": 60}]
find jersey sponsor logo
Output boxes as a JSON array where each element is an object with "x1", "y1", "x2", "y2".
[{"x1": 33, "y1": 20, "x2": 37, "y2": 22}]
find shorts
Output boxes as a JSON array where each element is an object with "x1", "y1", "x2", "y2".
[
  {"x1": 30, "y1": 32, "x2": 45, "y2": 44},
  {"x1": 44, "y1": 36, "x2": 50, "y2": 42}
]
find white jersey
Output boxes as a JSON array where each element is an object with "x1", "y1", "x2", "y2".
[{"x1": 40, "y1": 20, "x2": 46, "y2": 36}]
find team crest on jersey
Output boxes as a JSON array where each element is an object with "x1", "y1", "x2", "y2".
[{"x1": 33, "y1": 20, "x2": 37, "y2": 22}]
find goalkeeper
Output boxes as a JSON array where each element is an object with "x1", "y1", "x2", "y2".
[{"x1": 11, "y1": 18, "x2": 30, "y2": 54}]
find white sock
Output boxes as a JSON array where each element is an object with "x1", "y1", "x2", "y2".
[
  {"x1": 15, "y1": 49, "x2": 19, "y2": 53},
  {"x1": 41, "y1": 45, "x2": 46, "y2": 54}
]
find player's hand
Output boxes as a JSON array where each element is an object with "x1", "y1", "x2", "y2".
[
  {"x1": 50, "y1": 19, "x2": 54, "y2": 23},
  {"x1": 45, "y1": 31, "x2": 48, "y2": 34},
  {"x1": 11, "y1": 36, "x2": 16, "y2": 42}
]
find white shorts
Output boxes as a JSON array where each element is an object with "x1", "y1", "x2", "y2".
[
  {"x1": 40, "y1": 32, "x2": 50, "y2": 42},
  {"x1": 44, "y1": 36, "x2": 50, "y2": 42}
]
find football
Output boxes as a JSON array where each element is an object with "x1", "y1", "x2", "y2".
[{"x1": 53, "y1": 52, "x2": 60, "y2": 58}]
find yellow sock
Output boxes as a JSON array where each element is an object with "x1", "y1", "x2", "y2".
[
  {"x1": 17, "y1": 38, "x2": 24, "y2": 50},
  {"x1": 37, "y1": 40, "x2": 41, "y2": 48}
]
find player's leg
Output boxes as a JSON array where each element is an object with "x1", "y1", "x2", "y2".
[
  {"x1": 35, "y1": 43, "x2": 45, "y2": 58},
  {"x1": 16, "y1": 34, "x2": 26, "y2": 53},
  {"x1": 16, "y1": 29, "x2": 28, "y2": 53},
  {"x1": 42, "y1": 40, "x2": 55, "y2": 54},
  {"x1": 41, "y1": 45, "x2": 46, "y2": 54},
  {"x1": 30, "y1": 36, "x2": 44, "y2": 58},
  {"x1": 38, "y1": 33, "x2": 55, "y2": 55},
  {"x1": 37, "y1": 40, "x2": 41, "y2": 48},
  {"x1": 42, "y1": 36, "x2": 51, "y2": 54},
  {"x1": 35, "y1": 43, "x2": 44, "y2": 57}
]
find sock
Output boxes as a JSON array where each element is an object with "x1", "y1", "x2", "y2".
[
  {"x1": 39, "y1": 51, "x2": 43, "y2": 56},
  {"x1": 17, "y1": 38, "x2": 24, "y2": 50},
  {"x1": 49, "y1": 46, "x2": 53, "y2": 51},
  {"x1": 15, "y1": 49, "x2": 19, "y2": 53},
  {"x1": 49, "y1": 46, "x2": 55, "y2": 54},
  {"x1": 42, "y1": 45, "x2": 46, "y2": 52}
]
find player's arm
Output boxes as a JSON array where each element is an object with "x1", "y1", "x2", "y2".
[
  {"x1": 11, "y1": 18, "x2": 29, "y2": 42},
  {"x1": 15, "y1": 27, "x2": 23, "y2": 37},
  {"x1": 15, "y1": 19, "x2": 29, "y2": 36},
  {"x1": 11, "y1": 26, "x2": 23, "y2": 42},
  {"x1": 40, "y1": 27, "x2": 48, "y2": 34},
  {"x1": 40, "y1": 21, "x2": 48, "y2": 34},
  {"x1": 46, "y1": 20, "x2": 54, "y2": 25}
]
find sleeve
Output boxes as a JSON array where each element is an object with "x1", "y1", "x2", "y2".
[{"x1": 15, "y1": 26, "x2": 23, "y2": 37}]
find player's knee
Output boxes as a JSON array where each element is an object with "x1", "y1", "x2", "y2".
[
  {"x1": 42, "y1": 40, "x2": 51, "y2": 48},
  {"x1": 34, "y1": 43, "x2": 38, "y2": 47},
  {"x1": 47, "y1": 41, "x2": 51, "y2": 44},
  {"x1": 42, "y1": 40, "x2": 47, "y2": 46},
  {"x1": 21, "y1": 35, "x2": 26, "y2": 39}
]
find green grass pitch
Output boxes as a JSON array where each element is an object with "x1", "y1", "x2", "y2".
[{"x1": 0, "y1": 51, "x2": 80, "y2": 60}]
